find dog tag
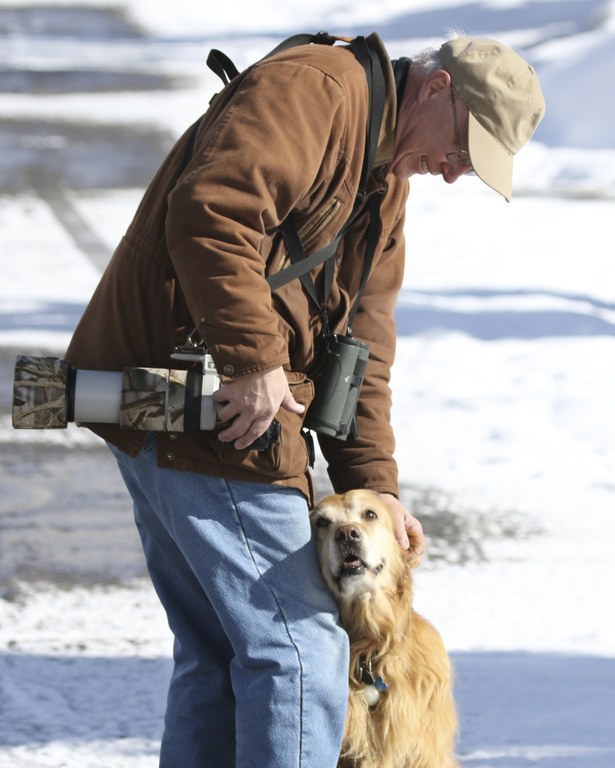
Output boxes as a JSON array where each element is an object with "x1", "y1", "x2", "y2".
[
  {"x1": 374, "y1": 676, "x2": 387, "y2": 691},
  {"x1": 360, "y1": 684, "x2": 380, "y2": 707},
  {"x1": 359, "y1": 658, "x2": 387, "y2": 706},
  {"x1": 361, "y1": 668, "x2": 387, "y2": 689}
]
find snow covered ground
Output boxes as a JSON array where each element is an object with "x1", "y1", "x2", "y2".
[{"x1": 1, "y1": 1, "x2": 614, "y2": 766}]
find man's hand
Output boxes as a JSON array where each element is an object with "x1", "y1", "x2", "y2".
[
  {"x1": 378, "y1": 493, "x2": 425, "y2": 564},
  {"x1": 213, "y1": 366, "x2": 304, "y2": 450}
]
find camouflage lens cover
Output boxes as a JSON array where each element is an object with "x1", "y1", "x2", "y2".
[
  {"x1": 120, "y1": 367, "x2": 189, "y2": 431},
  {"x1": 12, "y1": 356, "x2": 70, "y2": 429}
]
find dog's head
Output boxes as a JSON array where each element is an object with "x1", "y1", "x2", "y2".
[{"x1": 310, "y1": 489, "x2": 409, "y2": 604}]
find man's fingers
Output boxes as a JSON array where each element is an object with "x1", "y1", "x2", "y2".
[
  {"x1": 378, "y1": 493, "x2": 426, "y2": 563},
  {"x1": 406, "y1": 515, "x2": 425, "y2": 557},
  {"x1": 281, "y1": 390, "x2": 305, "y2": 415},
  {"x1": 393, "y1": 515, "x2": 410, "y2": 550},
  {"x1": 405, "y1": 517, "x2": 425, "y2": 567},
  {"x1": 217, "y1": 413, "x2": 272, "y2": 447}
]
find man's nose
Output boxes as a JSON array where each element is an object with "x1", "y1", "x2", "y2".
[{"x1": 442, "y1": 162, "x2": 468, "y2": 184}]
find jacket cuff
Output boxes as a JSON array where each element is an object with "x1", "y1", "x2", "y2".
[
  {"x1": 325, "y1": 458, "x2": 399, "y2": 498},
  {"x1": 199, "y1": 321, "x2": 289, "y2": 379}
]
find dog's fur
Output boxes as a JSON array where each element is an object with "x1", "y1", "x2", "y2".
[{"x1": 310, "y1": 490, "x2": 458, "y2": 768}]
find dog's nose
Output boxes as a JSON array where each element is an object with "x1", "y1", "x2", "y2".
[{"x1": 335, "y1": 524, "x2": 361, "y2": 543}]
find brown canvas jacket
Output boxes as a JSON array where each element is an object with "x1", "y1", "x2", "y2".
[{"x1": 65, "y1": 33, "x2": 410, "y2": 502}]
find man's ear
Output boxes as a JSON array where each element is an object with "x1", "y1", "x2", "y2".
[{"x1": 417, "y1": 68, "x2": 451, "y2": 102}]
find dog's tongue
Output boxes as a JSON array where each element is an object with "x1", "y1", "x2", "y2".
[{"x1": 342, "y1": 556, "x2": 364, "y2": 572}]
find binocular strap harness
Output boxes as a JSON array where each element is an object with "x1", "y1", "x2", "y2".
[{"x1": 196, "y1": 32, "x2": 387, "y2": 337}]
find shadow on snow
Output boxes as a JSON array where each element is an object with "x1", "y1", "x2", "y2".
[
  {"x1": 0, "y1": 650, "x2": 613, "y2": 767},
  {"x1": 395, "y1": 288, "x2": 615, "y2": 339}
]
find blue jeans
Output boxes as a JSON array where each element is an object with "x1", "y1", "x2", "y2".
[{"x1": 109, "y1": 435, "x2": 348, "y2": 768}]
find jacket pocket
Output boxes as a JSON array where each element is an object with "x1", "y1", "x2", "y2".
[
  {"x1": 270, "y1": 198, "x2": 343, "y2": 276},
  {"x1": 299, "y1": 197, "x2": 342, "y2": 252},
  {"x1": 214, "y1": 373, "x2": 315, "y2": 480}
]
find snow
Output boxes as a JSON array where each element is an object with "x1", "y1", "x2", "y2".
[{"x1": 1, "y1": 0, "x2": 614, "y2": 766}]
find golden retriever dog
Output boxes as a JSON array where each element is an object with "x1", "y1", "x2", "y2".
[{"x1": 310, "y1": 489, "x2": 458, "y2": 768}]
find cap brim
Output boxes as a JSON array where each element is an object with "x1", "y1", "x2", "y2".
[{"x1": 468, "y1": 113, "x2": 513, "y2": 202}]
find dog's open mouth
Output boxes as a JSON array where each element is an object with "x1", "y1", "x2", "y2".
[{"x1": 340, "y1": 553, "x2": 368, "y2": 577}]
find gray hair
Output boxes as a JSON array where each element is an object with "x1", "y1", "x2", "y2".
[{"x1": 411, "y1": 47, "x2": 444, "y2": 76}]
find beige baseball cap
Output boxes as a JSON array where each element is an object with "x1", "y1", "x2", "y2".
[{"x1": 439, "y1": 37, "x2": 545, "y2": 201}]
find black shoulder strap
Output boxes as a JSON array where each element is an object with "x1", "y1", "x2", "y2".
[
  {"x1": 205, "y1": 49, "x2": 240, "y2": 85},
  {"x1": 267, "y1": 224, "x2": 343, "y2": 292},
  {"x1": 347, "y1": 192, "x2": 383, "y2": 333},
  {"x1": 347, "y1": 36, "x2": 387, "y2": 203},
  {"x1": 207, "y1": 31, "x2": 338, "y2": 86}
]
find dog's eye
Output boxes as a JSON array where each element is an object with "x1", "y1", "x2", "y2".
[
  {"x1": 363, "y1": 509, "x2": 378, "y2": 520},
  {"x1": 316, "y1": 516, "x2": 331, "y2": 529}
]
